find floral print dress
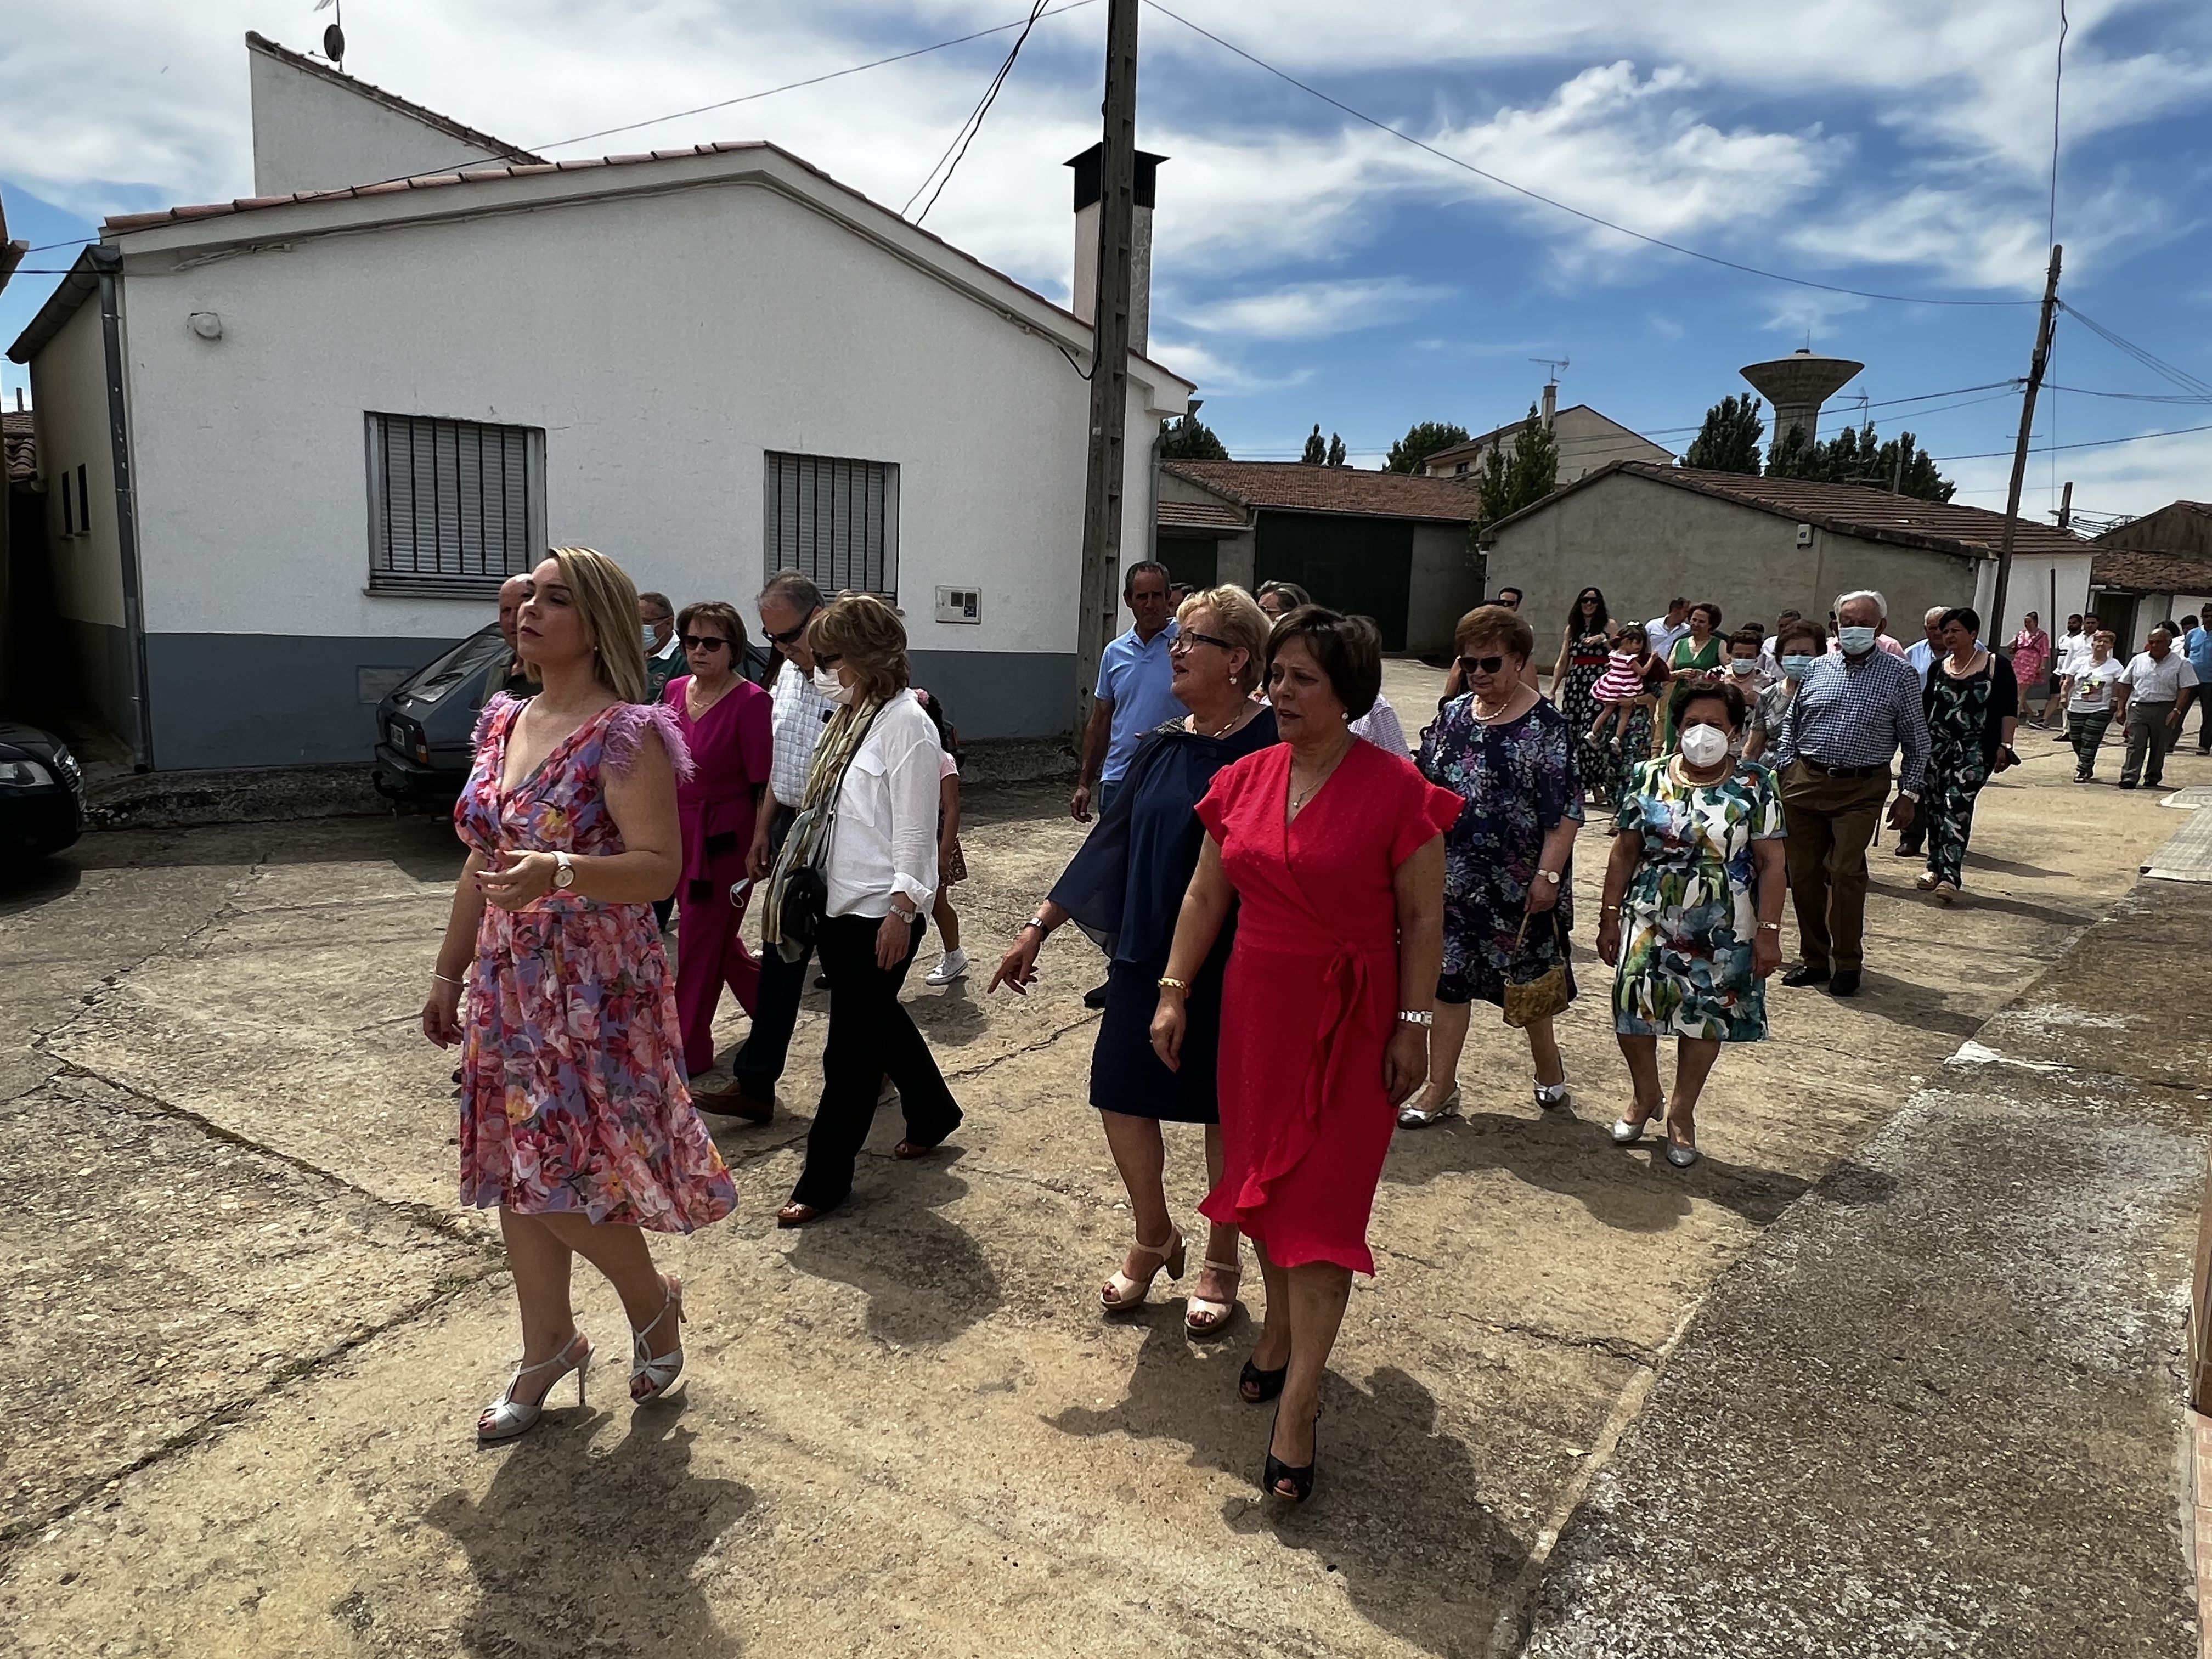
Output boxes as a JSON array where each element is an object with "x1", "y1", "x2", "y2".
[
  {"x1": 1417, "y1": 696, "x2": 1582, "y2": 1006},
  {"x1": 454, "y1": 696, "x2": 738, "y2": 1232},
  {"x1": 1612, "y1": 756, "x2": 1785, "y2": 1042}
]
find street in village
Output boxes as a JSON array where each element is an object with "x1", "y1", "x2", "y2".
[{"x1": 4, "y1": 657, "x2": 2207, "y2": 1657}]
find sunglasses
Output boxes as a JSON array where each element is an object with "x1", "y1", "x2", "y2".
[
  {"x1": 1458, "y1": 654, "x2": 1509, "y2": 676},
  {"x1": 681, "y1": 634, "x2": 731, "y2": 652},
  {"x1": 1170, "y1": 630, "x2": 1236, "y2": 653},
  {"x1": 764, "y1": 609, "x2": 817, "y2": 646}
]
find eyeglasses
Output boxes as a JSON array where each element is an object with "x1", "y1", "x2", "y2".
[
  {"x1": 1458, "y1": 654, "x2": 1509, "y2": 676},
  {"x1": 1171, "y1": 630, "x2": 1236, "y2": 653},
  {"x1": 764, "y1": 609, "x2": 817, "y2": 646},
  {"x1": 681, "y1": 634, "x2": 731, "y2": 652}
]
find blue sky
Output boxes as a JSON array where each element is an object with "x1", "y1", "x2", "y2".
[{"x1": 7, "y1": 0, "x2": 2211, "y2": 520}]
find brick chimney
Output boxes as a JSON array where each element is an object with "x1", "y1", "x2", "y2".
[{"x1": 1066, "y1": 144, "x2": 1165, "y2": 357}]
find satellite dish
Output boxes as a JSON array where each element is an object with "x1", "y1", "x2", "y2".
[{"x1": 323, "y1": 22, "x2": 345, "y2": 64}]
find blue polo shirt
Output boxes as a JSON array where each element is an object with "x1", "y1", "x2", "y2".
[
  {"x1": 1095, "y1": 620, "x2": 1182, "y2": 783},
  {"x1": 2187, "y1": 627, "x2": 2212, "y2": 685}
]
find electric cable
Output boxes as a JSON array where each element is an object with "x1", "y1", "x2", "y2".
[{"x1": 905, "y1": 0, "x2": 1051, "y2": 223}]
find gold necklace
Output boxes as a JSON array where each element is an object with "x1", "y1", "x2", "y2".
[{"x1": 1290, "y1": 735, "x2": 1352, "y2": 810}]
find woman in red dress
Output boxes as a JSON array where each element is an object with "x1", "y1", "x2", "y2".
[
  {"x1": 661, "y1": 602, "x2": 775, "y2": 1087},
  {"x1": 1152, "y1": 607, "x2": 1458, "y2": 1503}
]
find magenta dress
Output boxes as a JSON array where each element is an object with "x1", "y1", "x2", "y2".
[{"x1": 454, "y1": 696, "x2": 737, "y2": 1232}]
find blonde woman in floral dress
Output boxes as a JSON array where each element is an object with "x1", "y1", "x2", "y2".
[
  {"x1": 1595, "y1": 681, "x2": 1786, "y2": 1170},
  {"x1": 423, "y1": 548, "x2": 737, "y2": 1444}
]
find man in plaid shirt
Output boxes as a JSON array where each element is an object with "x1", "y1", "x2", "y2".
[
  {"x1": 1771, "y1": 589, "x2": 1930, "y2": 998},
  {"x1": 696, "y1": 571, "x2": 836, "y2": 1119}
]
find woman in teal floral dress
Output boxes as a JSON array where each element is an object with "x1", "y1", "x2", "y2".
[{"x1": 1596, "y1": 682, "x2": 1786, "y2": 1169}]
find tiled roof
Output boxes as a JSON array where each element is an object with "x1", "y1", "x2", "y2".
[
  {"x1": 2, "y1": 409, "x2": 33, "y2": 484},
  {"x1": 243, "y1": 32, "x2": 543, "y2": 168},
  {"x1": 1486, "y1": 460, "x2": 2090, "y2": 561},
  {"x1": 1160, "y1": 460, "x2": 1480, "y2": 523},
  {"x1": 1156, "y1": 500, "x2": 1247, "y2": 532},
  {"x1": 2089, "y1": 546, "x2": 2212, "y2": 596}
]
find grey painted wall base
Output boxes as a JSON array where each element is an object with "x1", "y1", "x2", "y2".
[{"x1": 129, "y1": 634, "x2": 1074, "y2": 770}]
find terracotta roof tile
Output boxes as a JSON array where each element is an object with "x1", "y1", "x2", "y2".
[
  {"x1": 1156, "y1": 500, "x2": 1247, "y2": 532},
  {"x1": 3, "y1": 409, "x2": 36, "y2": 484},
  {"x1": 2089, "y1": 546, "x2": 2212, "y2": 596},
  {"x1": 1161, "y1": 460, "x2": 1480, "y2": 523}
]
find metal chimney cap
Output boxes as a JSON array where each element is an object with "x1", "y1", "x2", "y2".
[{"x1": 1066, "y1": 144, "x2": 1166, "y2": 213}]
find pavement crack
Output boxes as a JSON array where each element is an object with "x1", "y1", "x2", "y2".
[
  {"x1": 1470, "y1": 1318, "x2": 1661, "y2": 1370},
  {"x1": 939, "y1": 1013, "x2": 1099, "y2": 1085}
]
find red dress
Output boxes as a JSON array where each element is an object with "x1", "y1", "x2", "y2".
[
  {"x1": 663, "y1": 674, "x2": 775, "y2": 1077},
  {"x1": 1195, "y1": 739, "x2": 1464, "y2": 1273}
]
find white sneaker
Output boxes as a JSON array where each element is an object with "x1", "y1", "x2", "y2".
[{"x1": 924, "y1": 947, "x2": 969, "y2": 986}]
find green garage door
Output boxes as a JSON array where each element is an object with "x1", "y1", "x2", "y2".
[{"x1": 1254, "y1": 511, "x2": 1414, "y2": 651}]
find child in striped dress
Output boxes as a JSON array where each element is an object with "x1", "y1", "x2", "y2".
[{"x1": 1588, "y1": 627, "x2": 1665, "y2": 753}]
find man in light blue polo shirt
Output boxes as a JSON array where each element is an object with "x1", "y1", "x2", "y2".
[
  {"x1": 1071, "y1": 560, "x2": 1180, "y2": 821},
  {"x1": 2185, "y1": 613, "x2": 2212, "y2": 755}
]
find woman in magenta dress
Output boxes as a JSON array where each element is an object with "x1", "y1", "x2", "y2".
[
  {"x1": 1152, "y1": 607, "x2": 1457, "y2": 1504},
  {"x1": 660, "y1": 600, "x2": 775, "y2": 1086},
  {"x1": 422, "y1": 548, "x2": 736, "y2": 1447}
]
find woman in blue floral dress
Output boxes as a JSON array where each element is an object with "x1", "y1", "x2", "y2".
[
  {"x1": 1403, "y1": 605, "x2": 1583, "y2": 1127},
  {"x1": 1595, "y1": 682, "x2": 1787, "y2": 1169}
]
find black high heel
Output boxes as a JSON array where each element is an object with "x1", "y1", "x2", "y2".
[
  {"x1": 1238, "y1": 1357, "x2": 1287, "y2": 1403},
  {"x1": 1263, "y1": 1405, "x2": 1318, "y2": 1504}
]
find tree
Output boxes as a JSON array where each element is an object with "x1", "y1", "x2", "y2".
[
  {"x1": 1764, "y1": 420, "x2": 1956, "y2": 502},
  {"x1": 1385, "y1": 420, "x2": 1472, "y2": 475},
  {"x1": 1684, "y1": 394, "x2": 1764, "y2": 474},
  {"x1": 1301, "y1": 424, "x2": 1326, "y2": 465},
  {"x1": 1475, "y1": 405, "x2": 1562, "y2": 528},
  {"x1": 1159, "y1": 411, "x2": 1228, "y2": 461},
  {"x1": 1326, "y1": 432, "x2": 1347, "y2": 467}
]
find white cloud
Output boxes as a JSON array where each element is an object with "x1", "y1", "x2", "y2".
[
  {"x1": 1176, "y1": 276, "x2": 1454, "y2": 338},
  {"x1": 1146, "y1": 335, "x2": 1313, "y2": 393}
]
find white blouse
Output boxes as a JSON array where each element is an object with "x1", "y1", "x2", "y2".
[{"x1": 825, "y1": 693, "x2": 944, "y2": 919}]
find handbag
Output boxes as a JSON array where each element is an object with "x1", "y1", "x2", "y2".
[
  {"x1": 777, "y1": 862, "x2": 830, "y2": 949},
  {"x1": 1502, "y1": 907, "x2": 1572, "y2": 1029}
]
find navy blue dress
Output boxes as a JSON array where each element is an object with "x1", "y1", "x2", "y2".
[{"x1": 1049, "y1": 709, "x2": 1279, "y2": 1123}]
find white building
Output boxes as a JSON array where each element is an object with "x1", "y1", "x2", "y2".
[
  {"x1": 9, "y1": 33, "x2": 1190, "y2": 769},
  {"x1": 1420, "y1": 385, "x2": 1674, "y2": 486}
]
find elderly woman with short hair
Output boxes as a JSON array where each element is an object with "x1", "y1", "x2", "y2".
[
  {"x1": 768, "y1": 594, "x2": 963, "y2": 1227},
  {"x1": 1152, "y1": 605, "x2": 1459, "y2": 1502},
  {"x1": 1400, "y1": 604, "x2": 1584, "y2": 1128},
  {"x1": 1598, "y1": 680, "x2": 1786, "y2": 1167},
  {"x1": 992, "y1": 585, "x2": 1277, "y2": 1334}
]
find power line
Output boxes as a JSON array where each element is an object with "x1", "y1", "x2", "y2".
[
  {"x1": 2058, "y1": 301, "x2": 2212, "y2": 399},
  {"x1": 2045, "y1": 382, "x2": 2212, "y2": 405},
  {"x1": 904, "y1": 0, "x2": 1052, "y2": 223},
  {"x1": 1932, "y1": 420, "x2": 2212, "y2": 462},
  {"x1": 1140, "y1": 0, "x2": 2038, "y2": 309}
]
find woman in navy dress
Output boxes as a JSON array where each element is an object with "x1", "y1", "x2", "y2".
[{"x1": 991, "y1": 586, "x2": 1276, "y2": 1335}]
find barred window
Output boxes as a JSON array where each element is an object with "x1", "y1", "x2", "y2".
[
  {"x1": 365, "y1": 413, "x2": 546, "y2": 594},
  {"x1": 764, "y1": 452, "x2": 899, "y2": 598}
]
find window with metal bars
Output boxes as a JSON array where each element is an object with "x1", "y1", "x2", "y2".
[
  {"x1": 763, "y1": 452, "x2": 900, "y2": 599},
  {"x1": 364, "y1": 413, "x2": 546, "y2": 594}
]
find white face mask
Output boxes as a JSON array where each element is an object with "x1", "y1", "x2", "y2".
[
  {"x1": 1679, "y1": 723, "x2": 1729, "y2": 768},
  {"x1": 1728, "y1": 657, "x2": 1756, "y2": 676},
  {"x1": 812, "y1": 664, "x2": 852, "y2": 706}
]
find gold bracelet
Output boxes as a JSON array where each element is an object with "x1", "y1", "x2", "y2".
[
  {"x1": 1157, "y1": 976, "x2": 1189, "y2": 995},
  {"x1": 431, "y1": 970, "x2": 465, "y2": 989}
]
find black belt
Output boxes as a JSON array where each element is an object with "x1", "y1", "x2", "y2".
[{"x1": 1795, "y1": 757, "x2": 1884, "y2": 779}]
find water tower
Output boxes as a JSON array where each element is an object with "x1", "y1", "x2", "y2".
[{"x1": 1740, "y1": 348, "x2": 1864, "y2": 449}]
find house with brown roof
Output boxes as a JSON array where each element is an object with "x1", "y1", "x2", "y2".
[
  {"x1": 2088, "y1": 503, "x2": 2212, "y2": 652},
  {"x1": 1481, "y1": 460, "x2": 2094, "y2": 646},
  {"x1": 6, "y1": 35, "x2": 1189, "y2": 768},
  {"x1": 1156, "y1": 460, "x2": 1481, "y2": 652},
  {"x1": 1419, "y1": 384, "x2": 1674, "y2": 485}
]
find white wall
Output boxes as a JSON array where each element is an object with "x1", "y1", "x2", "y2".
[
  {"x1": 29, "y1": 298, "x2": 123, "y2": 628},
  {"x1": 116, "y1": 179, "x2": 1172, "y2": 656},
  {"x1": 1968, "y1": 551, "x2": 2092, "y2": 643},
  {"x1": 249, "y1": 47, "x2": 509, "y2": 198}
]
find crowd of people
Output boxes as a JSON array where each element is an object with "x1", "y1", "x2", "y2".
[{"x1": 426, "y1": 551, "x2": 2194, "y2": 1502}]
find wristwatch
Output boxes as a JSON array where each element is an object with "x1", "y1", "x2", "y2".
[
  {"x1": 1536, "y1": 868, "x2": 1562, "y2": 886},
  {"x1": 1398, "y1": 1009, "x2": 1435, "y2": 1026},
  {"x1": 552, "y1": 851, "x2": 575, "y2": 890}
]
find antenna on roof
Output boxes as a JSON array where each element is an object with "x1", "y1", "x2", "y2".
[
  {"x1": 314, "y1": 0, "x2": 345, "y2": 69},
  {"x1": 1530, "y1": 356, "x2": 1569, "y2": 385}
]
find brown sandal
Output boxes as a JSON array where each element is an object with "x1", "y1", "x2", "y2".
[
  {"x1": 893, "y1": 1138, "x2": 946, "y2": 1161},
  {"x1": 776, "y1": 1200, "x2": 833, "y2": 1227}
]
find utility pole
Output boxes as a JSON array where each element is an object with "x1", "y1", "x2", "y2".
[
  {"x1": 1990, "y1": 244, "x2": 2062, "y2": 640},
  {"x1": 1073, "y1": 0, "x2": 1139, "y2": 743}
]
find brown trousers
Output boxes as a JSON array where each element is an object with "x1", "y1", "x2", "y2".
[{"x1": 1778, "y1": 760, "x2": 1892, "y2": 973}]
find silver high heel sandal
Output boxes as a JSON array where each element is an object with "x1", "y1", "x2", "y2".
[
  {"x1": 1398, "y1": 1086, "x2": 1461, "y2": 1128},
  {"x1": 1663, "y1": 1108, "x2": 1701, "y2": 1169},
  {"x1": 630, "y1": 1276, "x2": 688, "y2": 1404},
  {"x1": 477, "y1": 1331, "x2": 591, "y2": 1444},
  {"x1": 1101, "y1": 1229, "x2": 1184, "y2": 1311},
  {"x1": 1612, "y1": 1097, "x2": 1662, "y2": 1146},
  {"x1": 1534, "y1": 1079, "x2": 1572, "y2": 1113}
]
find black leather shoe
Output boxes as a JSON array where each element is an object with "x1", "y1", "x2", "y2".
[
  {"x1": 1781, "y1": 963, "x2": 1830, "y2": 988},
  {"x1": 1829, "y1": 969, "x2": 1863, "y2": 997},
  {"x1": 1082, "y1": 981, "x2": 1110, "y2": 1011}
]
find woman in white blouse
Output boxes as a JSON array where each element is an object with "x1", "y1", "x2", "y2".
[{"x1": 775, "y1": 595, "x2": 964, "y2": 1227}]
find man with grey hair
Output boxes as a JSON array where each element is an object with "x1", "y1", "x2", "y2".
[
  {"x1": 496, "y1": 572, "x2": 537, "y2": 694},
  {"x1": 1771, "y1": 589, "x2": 1930, "y2": 997}
]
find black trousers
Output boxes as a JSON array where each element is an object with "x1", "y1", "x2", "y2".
[
  {"x1": 731, "y1": 807, "x2": 805, "y2": 1099},
  {"x1": 789, "y1": 912, "x2": 963, "y2": 1209}
]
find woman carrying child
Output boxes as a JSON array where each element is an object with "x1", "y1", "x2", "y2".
[{"x1": 1587, "y1": 625, "x2": 1667, "y2": 794}]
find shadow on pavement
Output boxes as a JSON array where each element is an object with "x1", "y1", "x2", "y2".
[
  {"x1": 1047, "y1": 1330, "x2": 1524, "y2": 1655},
  {"x1": 425, "y1": 1410, "x2": 751, "y2": 1657},
  {"x1": 0, "y1": 855, "x2": 81, "y2": 912},
  {"x1": 783, "y1": 1149, "x2": 1002, "y2": 1345}
]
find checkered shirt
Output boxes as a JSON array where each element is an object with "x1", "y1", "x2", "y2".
[
  {"x1": 1771, "y1": 646, "x2": 1930, "y2": 794},
  {"x1": 767, "y1": 655, "x2": 838, "y2": 809}
]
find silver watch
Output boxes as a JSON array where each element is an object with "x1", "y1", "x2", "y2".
[
  {"x1": 1398, "y1": 1009, "x2": 1435, "y2": 1027},
  {"x1": 552, "y1": 851, "x2": 575, "y2": 890}
]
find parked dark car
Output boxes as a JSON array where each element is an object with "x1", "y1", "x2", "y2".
[
  {"x1": 371, "y1": 625, "x2": 516, "y2": 806},
  {"x1": 0, "y1": 721, "x2": 86, "y2": 856}
]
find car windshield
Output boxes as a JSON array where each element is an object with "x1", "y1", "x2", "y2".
[{"x1": 399, "y1": 626, "x2": 509, "y2": 707}]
